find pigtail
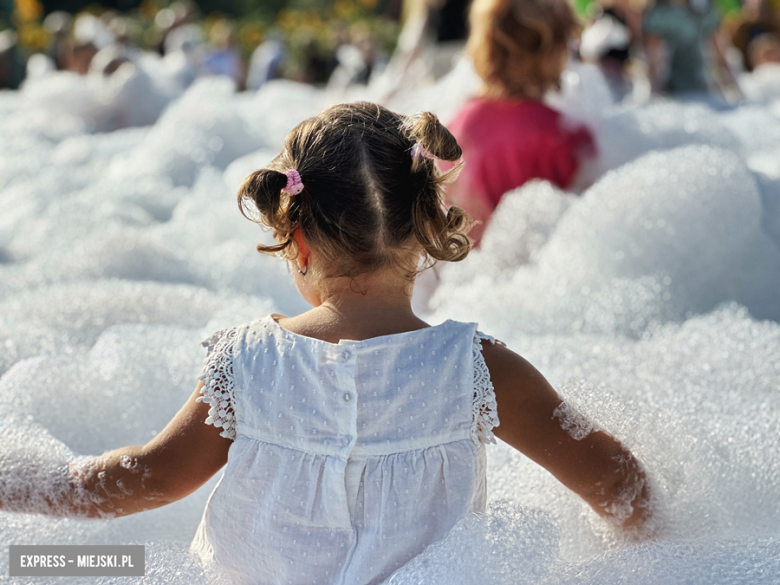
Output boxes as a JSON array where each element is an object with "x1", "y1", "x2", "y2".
[
  {"x1": 403, "y1": 111, "x2": 473, "y2": 264},
  {"x1": 407, "y1": 112, "x2": 463, "y2": 172},
  {"x1": 238, "y1": 168, "x2": 298, "y2": 257},
  {"x1": 412, "y1": 198, "x2": 473, "y2": 264}
]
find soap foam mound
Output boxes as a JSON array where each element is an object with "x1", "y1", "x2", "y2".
[
  {"x1": 0, "y1": 282, "x2": 223, "y2": 377},
  {"x1": 483, "y1": 306, "x2": 780, "y2": 566},
  {"x1": 0, "y1": 325, "x2": 208, "y2": 454},
  {"x1": 543, "y1": 538, "x2": 780, "y2": 585},
  {"x1": 388, "y1": 502, "x2": 559, "y2": 585},
  {"x1": 0, "y1": 421, "x2": 74, "y2": 516},
  {"x1": 433, "y1": 145, "x2": 780, "y2": 338}
]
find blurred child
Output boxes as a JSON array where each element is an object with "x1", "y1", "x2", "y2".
[
  {"x1": 643, "y1": 0, "x2": 740, "y2": 97},
  {"x1": 0, "y1": 103, "x2": 651, "y2": 585},
  {"x1": 201, "y1": 19, "x2": 244, "y2": 89},
  {"x1": 447, "y1": 0, "x2": 597, "y2": 244},
  {"x1": 748, "y1": 32, "x2": 780, "y2": 68},
  {"x1": 580, "y1": 6, "x2": 634, "y2": 100},
  {"x1": 64, "y1": 41, "x2": 98, "y2": 75},
  {"x1": 730, "y1": 0, "x2": 780, "y2": 72}
]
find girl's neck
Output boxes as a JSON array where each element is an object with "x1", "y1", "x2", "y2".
[{"x1": 279, "y1": 270, "x2": 429, "y2": 344}]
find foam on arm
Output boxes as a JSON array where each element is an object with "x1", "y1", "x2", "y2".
[
  {"x1": 481, "y1": 342, "x2": 653, "y2": 533},
  {"x1": 0, "y1": 382, "x2": 231, "y2": 519}
]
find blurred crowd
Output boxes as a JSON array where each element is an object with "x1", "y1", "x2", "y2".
[
  {"x1": 577, "y1": 0, "x2": 780, "y2": 101},
  {"x1": 0, "y1": 0, "x2": 400, "y2": 91},
  {"x1": 396, "y1": 0, "x2": 780, "y2": 103},
  {"x1": 1, "y1": 0, "x2": 779, "y2": 100}
]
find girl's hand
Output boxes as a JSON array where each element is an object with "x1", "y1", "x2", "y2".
[{"x1": 481, "y1": 341, "x2": 653, "y2": 533}]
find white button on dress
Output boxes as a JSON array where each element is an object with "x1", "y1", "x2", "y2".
[{"x1": 191, "y1": 316, "x2": 499, "y2": 585}]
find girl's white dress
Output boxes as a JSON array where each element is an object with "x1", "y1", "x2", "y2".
[{"x1": 190, "y1": 315, "x2": 499, "y2": 585}]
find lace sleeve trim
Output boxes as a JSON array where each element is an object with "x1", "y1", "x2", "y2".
[
  {"x1": 196, "y1": 328, "x2": 239, "y2": 440},
  {"x1": 472, "y1": 331, "x2": 500, "y2": 445}
]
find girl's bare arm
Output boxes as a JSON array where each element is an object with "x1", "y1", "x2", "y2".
[
  {"x1": 481, "y1": 342, "x2": 652, "y2": 530},
  {"x1": 1, "y1": 382, "x2": 231, "y2": 518}
]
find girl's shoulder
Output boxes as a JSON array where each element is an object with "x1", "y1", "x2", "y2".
[
  {"x1": 200, "y1": 317, "x2": 268, "y2": 355},
  {"x1": 201, "y1": 315, "x2": 287, "y2": 350},
  {"x1": 200, "y1": 315, "x2": 496, "y2": 365}
]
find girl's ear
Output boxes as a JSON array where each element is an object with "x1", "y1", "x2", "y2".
[{"x1": 293, "y1": 229, "x2": 310, "y2": 272}]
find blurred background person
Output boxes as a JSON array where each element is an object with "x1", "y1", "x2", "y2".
[
  {"x1": 246, "y1": 29, "x2": 286, "y2": 90},
  {"x1": 643, "y1": 0, "x2": 740, "y2": 97},
  {"x1": 372, "y1": 0, "x2": 469, "y2": 101},
  {"x1": 157, "y1": 0, "x2": 202, "y2": 57},
  {"x1": 738, "y1": 31, "x2": 780, "y2": 100},
  {"x1": 63, "y1": 38, "x2": 97, "y2": 74},
  {"x1": 445, "y1": 0, "x2": 597, "y2": 245},
  {"x1": 749, "y1": 30, "x2": 780, "y2": 66},
  {"x1": 200, "y1": 18, "x2": 244, "y2": 89},
  {"x1": 41, "y1": 10, "x2": 71, "y2": 70},
  {"x1": 0, "y1": 29, "x2": 25, "y2": 89},
  {"x1": 580, "y1": 7, "x2": 633, "y2": 99},
  {"x1": 154, "y1": 1, "x2": 203, "y2": 90},
  {"x1": 579, "y1": 0, "x2": 646, "y2": 101},
  {"x1": 327, "y1": 22, "x2": 387, "y2": 91},
  {"x1": 730, "y1": 0, "x2": 780, "y2": 72}
]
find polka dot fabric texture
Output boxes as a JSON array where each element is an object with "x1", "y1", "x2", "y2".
[{"x1": 190, "y1": 316, "x2": 499, "y2": 584}]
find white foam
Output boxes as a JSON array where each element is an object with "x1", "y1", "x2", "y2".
[
  {"x1": 388, "y1": 502, "x2": 560, "y2": 584},
  {"x1": 552, "y1": 401, "x2": 595, "y2": 441}
]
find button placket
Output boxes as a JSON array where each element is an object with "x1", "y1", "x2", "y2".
[
  {"x1": 343, "y1": 347, "x2": 357, "y2": 454},
  {"x1": 325, "y1": 344, "x2": 358, "y2": 457}
]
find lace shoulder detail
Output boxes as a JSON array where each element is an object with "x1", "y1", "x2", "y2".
[
  {"x1": 471, "y1": 331, "x2": 500, "y2": 445},
  {"x1": 196, "y1": 328, "x2": 239, "y2": 440}
]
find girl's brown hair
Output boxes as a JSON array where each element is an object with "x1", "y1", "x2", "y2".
[
  {"x1": 468, "y1": 0, "x2": 579, "y2": 99},
  {"x1": 238, "y1": 102, "x2": 473, "y2": 278}
]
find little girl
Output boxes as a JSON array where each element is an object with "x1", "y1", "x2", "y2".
[
  {"x1": 0, "y1": 102, "x2": 650, "y2": 584},
  {"x1": 447, "y1": 0, "x2": 598, "y2": 244}
]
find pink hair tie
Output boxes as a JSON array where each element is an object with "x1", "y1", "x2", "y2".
[
  {"x1": 411, "y1": 143, "x2": 435, "y2": 160},
  {"x1": 282, "y1": 169, "x2": 304, "y2": 196}
]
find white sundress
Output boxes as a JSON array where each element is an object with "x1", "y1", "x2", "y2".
[{"x1": 190, "y1": 316, "x2": 499, "y2": 585}]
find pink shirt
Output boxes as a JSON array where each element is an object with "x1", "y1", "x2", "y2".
[{"x1": 447, "y1": 98, "x2": 596, "y2": 239}]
